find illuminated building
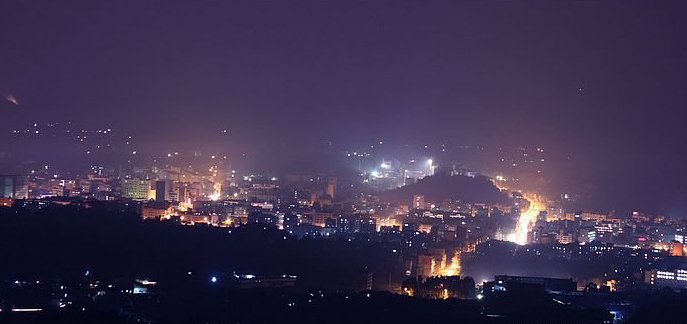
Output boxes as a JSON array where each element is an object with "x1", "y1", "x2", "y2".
[
  {"x1": 283, "y1": 212, "x2": 300, "y2": 230},
  {"x1": 359, "y1": 217, "x2": 377, "y2": 234},
  {"x1": 121, "y1": 179, "x2": 151, "y2": 201},
  {"x1": 180, "y1": 214, "x2": 211, "y2": 225},
  {"x1": 512, "y1": 194, "x2": 546, "y2": 245},
  {"x1": 528, "y1": 226, "x2": 542, "y2": 244},
  {"x1": 0, "y1": 175, "x2": 29, "y2": 199},
  {"x1": 77, "y1": 178, "x2": 92, "y2": 194},
  {"x1": 0, "y1": 197, "x2": 12, "y2": 207},
  {"x1": 579, "y1": 227, "x2": 596, "y2": 243},
  {"x1": 312, "y1": 212, "x2": 336, "y2": 227},
  {"x1": 133, "y1": 279, "x2": 157, "y2": 294},
  {"x1": 547, "y1": 206, "x2": 566, "y2": 221},
  {"x1": 484, "y1": 275, "x2": 577, "y2": 295},
  {"x1": 335, "y1": 215, "x2": 352, "y2": 232},
  {"x1": 645, "y1": 269, "x2": 687, "y2": 289},
  {"x1": 582, "y1": 212, "x2": 608, "y2": 222},
  {"x1": 494, "y1": 228, "x2": 509, "y2": 241},
  {"x1": 670, "y1": 242, "x2": 685, "y2": 256},
  {"x1": 142, "y1": 202, "x2": 173, "y2": 220},
  {"x1": 432, "y1": 224, "x2": 459, "y2": 242},
  {"x1": 326, "y1": 177, "x2": 336, "y2": 200},
  {"x1": 247, "y1": 211, "x2": 278, "y2": 225},
  {"x1": 220, "y1": 180, "x2": 236, "y2": 199},
  {"x1": 557, "y1": 232, "x2": 574, "y2": 244},
  {"x1": 427, "y1": 248, "x2": 447, "y2": 274},
  {"x1": 404, "y1": 170, "x2": 426, "y2": 186},
  {"x1": 153, "y1": 180, "x2": 180, "y2": 202},
  {"x1": 247, "y1": 186, "x2": 279, "y2": 203},
  {"x1": 632, "y1": 211, "x2": 651, "y2": 223},
  {"x1": 177, "y1": 183, "x2": 189, "y2": 203},
  {"x1": 414, "y1": 255, "x2": 435, "y2": 279},
  {"x1": 356, "y1": 270, "x2": 373, "y2": 291},
  {"x1": 59, "y1": 179, "x2": 77, "y2": 197},
  {"x1": 412, "y1": 195, "x2": 425, "y2": 210}
]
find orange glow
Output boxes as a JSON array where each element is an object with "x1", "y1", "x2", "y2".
[
  {"x1": 512, "y1": 194, "x2": 546, "y2": 245},
  {"x1": 439, "y1": 251, "x2": 461, "y2": 277}
]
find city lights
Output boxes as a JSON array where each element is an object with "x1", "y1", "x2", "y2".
[{"x1": 0, "y1": 2, "x2": 683, "y2": 322}]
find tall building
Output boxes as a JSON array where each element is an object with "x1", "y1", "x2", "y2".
[
  {"x1": 528, "y1": 226, "x2": 542, "y2": 244},
  {"x1": 121, "y1": 179, "x2": 151, "y2": 201},
  {"x1": 415, "y1": 255, "x2": 435, "y2": 279},
  {"x1": 427, "y1": 159, "x2": 435, "y2": 176},
  {"x1": 0, "y1": 175, "x2": 29, "y2": 199},
  {"x1": 155, "y1": 180, "x2": 166, "y2": 202},
  {"x1": 153, "y1": 180, "x2": 179, "y2": 202},
  {"x1": 412, "y1": 195, "x2": 425, "y2": 210},
  {"x1": 326, "y1": 177, "x2": 336, "y2": 200}
]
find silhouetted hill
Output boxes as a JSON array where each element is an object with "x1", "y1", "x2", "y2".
[{"x1": 378, "y1": 174, "x2": 509, "y2": 206}]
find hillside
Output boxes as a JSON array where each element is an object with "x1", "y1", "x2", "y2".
[{"x1": 378, "y1": 173, "x2": 509, "y2": 206}]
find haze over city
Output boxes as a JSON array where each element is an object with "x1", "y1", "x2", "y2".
[
  {"x1": 1, "y1": 1, "x2": 686, "y2": 324},
  {"x1": 2, "y1": 1, "x2": 686, "y2": 215}
]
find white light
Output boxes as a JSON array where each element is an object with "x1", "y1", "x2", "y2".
[
  {"x1": 211, "y1": 276, "x2": 217, "y2": 283},
  {"x1": 476, "y1": 294, "x2": 483, "y2": 300},
  {"x1": 11, "y1": 308, "x2": 42, "y2": 312},
  {"x1": 427, "y1": 159, "x2": 433, "y2": 166}
]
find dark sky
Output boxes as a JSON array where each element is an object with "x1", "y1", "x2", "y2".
[{"x1": 1, "y1": 1, "x2": 686, "y2": 215}]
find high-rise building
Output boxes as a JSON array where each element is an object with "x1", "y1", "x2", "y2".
[
  {"x1": 0, "y1": 175, "x2": 29, "y2": 199},
  {"x1": 155, "y1": 180, "x2": 166, "y2": 202},
  {"x1": 326, "y1": 177, "x2": 336, "y2": 200},
  {"x1": 412, "y1": 195, "x2": 425, "y2": 210},
  {"x1": 121, "y1": 179, "x2": 151, "y2": 201},
  {"x1": 415, "y1": 255, "x2": 435, "y2": 279},
  {"x1": 528, "y1": 226, "x2": 542, "y2": 244}
]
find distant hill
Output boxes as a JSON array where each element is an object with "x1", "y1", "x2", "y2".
[{"x1": 378, "y1": 173, "x2": 510, "y2": 206}]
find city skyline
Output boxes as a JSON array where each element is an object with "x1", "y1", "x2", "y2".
[
  {"x1": 2, "y1": 1, "x2": 686, "y2": 217},
  {"x1": 1, "y1": 2, "x2": 686, "y2": 323}
]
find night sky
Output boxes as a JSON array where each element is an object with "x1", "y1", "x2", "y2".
[{"x1": 1, "y1": 1, "x2": 686, "y2": 215}]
